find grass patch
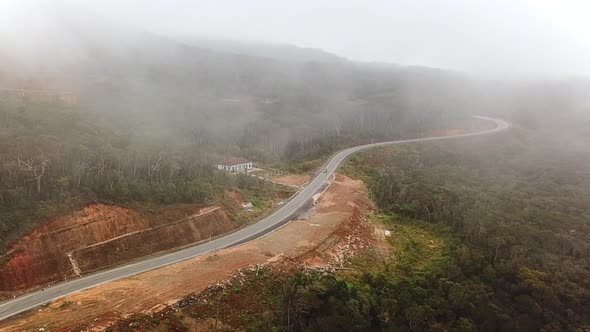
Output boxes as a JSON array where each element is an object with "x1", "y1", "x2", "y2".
[
  {"x1": 380, "y1": 215, "x2": 450, "y2": 273},
  {"x1": 348, "y1": 213, "x2": 453, "y2": 278}
]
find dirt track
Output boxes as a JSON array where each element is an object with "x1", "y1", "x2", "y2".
[{"x1": 0, "y1": 174, "x2": 372, "y2": 331}]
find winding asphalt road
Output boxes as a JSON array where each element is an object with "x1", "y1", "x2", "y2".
[{"x1": 0, "y1": 116, "x2": 510, "y2": 322}]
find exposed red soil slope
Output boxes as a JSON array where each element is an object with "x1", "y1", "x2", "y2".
[
  {"x1": 0, "y1": 203, "x2": 234, "y2": 295},
  {"x1": 73, "y1": 207, "x2": 234, "y2": 273}
]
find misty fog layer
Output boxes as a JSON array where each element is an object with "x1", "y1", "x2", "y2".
[
  {"x1": 78, "y1": 0, "x2": 590, "y2": 78},
  {"x1": 0, "y1": 1, "x2": 588, "y2": 167},
  {"x1": 3, "y1": 1, "x2": 590, "y2": 78}
]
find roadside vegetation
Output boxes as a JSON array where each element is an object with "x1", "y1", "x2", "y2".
[
  {"x1": 108, "y1": 213, "x2": 458, "y2": 332},
  {"x1": 334, "y1": 120, "x2": 590, "y2": 330}
]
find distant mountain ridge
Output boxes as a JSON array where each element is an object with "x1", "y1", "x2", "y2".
[{"x1": 179, "y1": 37, "x2": 348, "y2": 63}]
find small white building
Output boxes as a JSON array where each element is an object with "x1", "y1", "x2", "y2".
[{"x1": 217, "y1": 158, "x2": 254, "y2": 172}]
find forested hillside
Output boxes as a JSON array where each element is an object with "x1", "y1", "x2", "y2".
[
  {"x1": 285, "y1": 107, "x2": 590, "y2": 330},
  {"x1": 2, "y1": 3, "x2": 482, "y2": 159},
  {"x1": 0, "y1": 7, "x2": 485, "y2": 253},
  {"x1": 0, "y1": 97, "x2": 216, "y2": 248}
]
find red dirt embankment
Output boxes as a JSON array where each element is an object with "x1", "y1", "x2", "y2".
[
  {"x1": 0, "y1": 203, "x2": 234, "y2": 295},
  {"x1": 73, "y1": 207, "x2": 232, "y2": 274}
]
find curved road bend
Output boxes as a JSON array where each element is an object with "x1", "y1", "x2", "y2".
[{"x1": 0, "y1": 116, "x2": 510, "y2": 322}]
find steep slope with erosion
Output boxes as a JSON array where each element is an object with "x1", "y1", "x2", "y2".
[
  {"x1": 72, "y1": 206, "x2": 233, "y2": 274},
  {"x1": 0, "y1": 203, "x2": 235, "y2": 295}
]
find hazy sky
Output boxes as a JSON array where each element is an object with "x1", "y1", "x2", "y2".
[{"x1": 4, "y1": 0, "x2": 590, "y2": 78}]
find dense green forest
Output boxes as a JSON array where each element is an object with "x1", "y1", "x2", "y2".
[{"x1": 271, "y1": 113, "x2": 590, "y2": 330}]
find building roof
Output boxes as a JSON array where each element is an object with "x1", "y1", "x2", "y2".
[{"x1": 219, "y1": 157, "x2": 252, "y2": 166}]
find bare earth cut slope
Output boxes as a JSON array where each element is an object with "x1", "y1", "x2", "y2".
[{"x1": 0, "y1": 203, "x2": 235, "y2": 296}]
